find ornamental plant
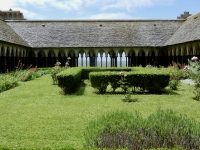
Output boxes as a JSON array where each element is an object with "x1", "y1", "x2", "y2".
[
  {"x1": 118, "y1": 71, "x2": 137, "y2": 102},
  {"x1": 168, "y1": 69, "x2": 181, "y2": 90},
  {"x1": 51, "y1": 57, "x2": 71, "y2": 85},
  {"x1": 187, "y1": 56, "x2": 200, "y2": 101}
]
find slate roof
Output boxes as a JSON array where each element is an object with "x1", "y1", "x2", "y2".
[
  {"x1": 6, "y1": 20, "x2": 183, "y2": 48},
  {"x1": 166, "y1": 12, "x2": 200, "y2": 46},
  {"x1": 0, "y1": 20, "x2": 29, "y2": 47}
]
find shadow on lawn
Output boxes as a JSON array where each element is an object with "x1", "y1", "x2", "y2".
[
  {"x1": 74, "y1": 80, "x2": 87, "y2": 95},
  {"x1": 95, "y1": 88, "x2": 180, "y2": 95}
]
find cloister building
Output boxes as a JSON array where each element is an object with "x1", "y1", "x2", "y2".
[{"x1": 0, "y1": 9, "x2": 200, "y2": 72}]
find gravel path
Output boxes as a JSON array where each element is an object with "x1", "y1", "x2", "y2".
[{"x1": 180, "y1": 79, "x2": 196, "y2": 85}]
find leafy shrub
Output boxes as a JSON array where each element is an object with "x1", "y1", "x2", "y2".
[
  {"x1": 187, "y1": 56, "x2": 200, "y2": 101},
  {"x1": 57, "y1": 68, "x2": 82, "y2": 94},
  {"x1": 82, "y1": 67, "x2": 132, "y2": 79},
  {"x1": 89, "y1": 69, "x2": 170, "y2": 94},
  {"x1": 0, "y1": 74, "x2": 19, "y2": 93},
  {"x1": 89, "y1": 72, "x2": 110, "y2": 93},
  {"x1": 84, "y1": 109, "x2": 200, "y2": 150}
]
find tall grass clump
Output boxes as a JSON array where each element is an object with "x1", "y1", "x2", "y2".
[
  {"x1": 84, "y1": 109, "x2": 200, "y2": 150},
  {"x1": 0, "y1": 74, "x2": 18, "y2": 93}
]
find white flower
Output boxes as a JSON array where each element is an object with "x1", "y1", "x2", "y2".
[
  {"x1": 124, "y1": 74, "x2": 127, "y2": 77},
  {"x1": 184, "y1": 66, "x2": 189, "y2": 70},
  {"x1": 191, "y1": 56, "x2": 198, "y2": 61}
]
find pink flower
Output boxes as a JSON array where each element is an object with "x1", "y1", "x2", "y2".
[
  {"x1": 119, "y1": 71, "x2": 123, "y2": 75},
  {"x1": 67, "y1": 57, "x2": 71, "y2": 60},
  {"x1": 184, "y1": 66, "x2": 189, "y2": 70},
  {"x1": 191, "y1": 56, "x2": 198, "y2": 61}
]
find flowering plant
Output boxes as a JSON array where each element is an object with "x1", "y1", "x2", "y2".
[
  {"x1": 187, "y1": 56, "x2": 200, "y2": 100},
  {"x1": 118, "y1": 71, "x2": 137, "y2": 102},
  {"x1": 51, "y1": 57, "x2": 71, "y2": 85},
  {"x1": 51, "y1": 60, "x2": 62, "y2": 85}
]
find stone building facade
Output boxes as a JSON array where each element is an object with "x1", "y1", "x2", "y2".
[{"x1": 0, "y1": 10, "x2": 200, "y2": 72}]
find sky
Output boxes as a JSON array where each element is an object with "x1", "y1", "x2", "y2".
[{"x1": 0, "y1": 0, "x2": 200, "y2": 20}]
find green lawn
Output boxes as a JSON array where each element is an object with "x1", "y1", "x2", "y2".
[{"x1": 0, "y1": 74, "x2": 200, "y2": 149}]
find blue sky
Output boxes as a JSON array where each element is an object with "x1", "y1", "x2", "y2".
[{"x1": 1, "y1": 0, "x2": 200, "y2": 20}]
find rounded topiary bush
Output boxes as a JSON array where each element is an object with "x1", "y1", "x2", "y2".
[{"x1": 84, "y1": 109, "x2": 200, "y2": 150}]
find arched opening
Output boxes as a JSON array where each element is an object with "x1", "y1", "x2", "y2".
[
  {"x1": 27, "y1": 51, "x2": 36, "y2": 67},
  {"x1": 158, "y1": 50, "x2": 166, "y2": 67},
  {"x1": 38, "y1": 52, "x2": 44, "y2": 68},
  {"x1": 0, "y1": 46, "x2": 7, "y2": 73},
  {"x1": 47, "y1": 51, "x2": 55, "y2": 67}
]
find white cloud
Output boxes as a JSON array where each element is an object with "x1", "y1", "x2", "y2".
[
  {"x1": 1, "y1": 0, "x2": 175, "y2": 12},
  {"x1": 0, "y1": 0, "x2": 175, "y2": 19},
  {"x1": 0, "y1": 0, "x2": 16, "y2": 10},
  {"x1": 14, "y1": 8, "x2": 45, "y2": 19},
  {"x1": 101, "y1": 0, "x2": 174, "y2": 11},
  {"x1": 79, "y1": 12, "x2": 133, "y2": 19}
]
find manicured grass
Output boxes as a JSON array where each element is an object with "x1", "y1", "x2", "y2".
[{"x1": 0, "y1": 74, "x2": 200, "y2": 149}]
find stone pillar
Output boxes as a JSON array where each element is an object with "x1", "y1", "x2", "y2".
[
  {"x1": 145, "y1": 56, "x2": 148, "y2": 66},
  {"x1": 115, "y1": 57, "x2": 117, "y2": 67},
  {"x1": 106, "y1": 56, "x2": 107, "y2": 68},
  {"x1": 100, "y1": 56, "x2": 102, "y2": 67},
  {"x1": 86, "y1": 56, "x2": 88, "y2": 67},
  {"x1": 126, "y1": 56, "x2": 128, "y2": 67},
  {"x1": 35, "y1": 57, "x2": 38, "y2": 67},
  {"x1": 8, "y1": 56, "x2": 11, "y2": 71},
  {"x1": 95, "y1": 56, "x2": 98, "y2": 67},
  {"x1": 120, "y1": 56, "x2": 122, "y2": 67},
  {"x1": 81, "y1": 55, "x2": 83, "y2": 67},
  {"x1": 135, "y1": 57, "x2": 138, "y2": 66},
  {"x1": 45, "y1": 57, "x2": 48, "y2": 67}
]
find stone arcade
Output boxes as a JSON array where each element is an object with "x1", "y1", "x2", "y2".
[{"x1": 0, "y1": 10, "x2": 200, "y2": 72}]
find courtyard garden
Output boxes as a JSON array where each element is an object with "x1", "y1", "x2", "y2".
[{"x1": 0, "y1": 58, "x2": 200, "y2": 150}]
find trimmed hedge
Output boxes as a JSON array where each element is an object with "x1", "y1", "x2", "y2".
[
  {"x1": 89, "y1": 68, "x2": 170, "y2": 93},
  {"x1": 81, "y1": 67, "x2": 132, "y2": 79},
  {"x1": 57, "y1": 68, "x2": 82, "y2": 94},
  {"x1": 57, "y1": 67, "x2": 170, "y2": 94}
]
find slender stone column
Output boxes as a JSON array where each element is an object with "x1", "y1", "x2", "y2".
[
  {"x1": 76, "y1": 57, "x2": 78, "y2": 67},
  {"x1": 115, "y1": 57, "x2": 117, "y2": 67},
  {"x1": 45, "y1": 57, "x2": 48, "y2": 67},
  {"x1": 120, "y1": 56, "x2": 122, "y2": 67},
  {"x1": 145, "y1": 56, "x2": 148, "y2": 66},
  {"x1": 95, "y1": 56, "x2": 98, "y2": 67},
  {"x1": 101, "y1": 56, "x2": 102, "y2": 67},
  {"x1": 81, "y1": 55, "x2": 83, "y2": 67},
  {"x1": 86, "y1": 56, "x2": 88, "y2": 67},
  {"x1": 35, "y1": 57, "x2": 38, "y2": 67},
  {"x1": 106, "y1": 56, "x2": 107, "y2": 68},
  {"x1": 135, "y1": 57, "x2": 138, "y2": 66},
  {"x1": 8, "y1": 56, "x2": 11, "y2": 71},
  {"x1": 126, "y1": 56, "x2": 128, "y2": 67}
]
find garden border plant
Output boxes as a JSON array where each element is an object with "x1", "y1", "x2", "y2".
[{"x1": 84, "y1": 109, "x2": 200, "y2": 149}]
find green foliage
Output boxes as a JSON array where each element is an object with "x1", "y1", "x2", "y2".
[
  {"x1": 51, "y1": 60, "x2": 63, "y2": 84},
  {"x1": 168, "y1": 68, "x2": 181, "y2": 90},
  {"x1": 1, "y1": 74, "x2": 200, "y2": 149},
  {"x1": 84, "y1": 109, "x2": 200, "y2": 150},
  {"x1": 89, "y1": 72, "x2": 110, "y2": 93},
  {"x1": 57, "y1": 67, "x2": 82, "y2": 94},
  {"x1": 187, "y1": 57, "x2": 200, "y2": 101},
  {"x1": 81, "y1": 67, "x2": 132, "y2": 79},
  {"x1": 89, "y1": 69, "x2": 170, "y2": 94},
  {"x1": 0, "y1": 74, "x2": 18, "y2": 93}
]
